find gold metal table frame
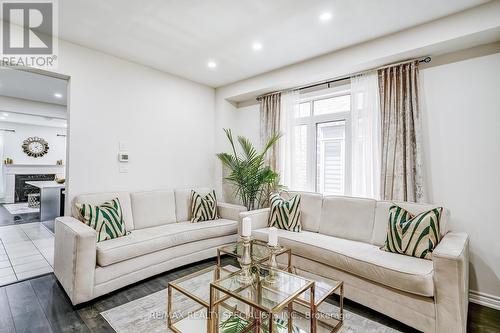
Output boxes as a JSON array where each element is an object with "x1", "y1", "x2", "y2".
[
  {"x1": 209, "y1": 265, "x2": 317, "y2": 333},
  {"x1": 167, "y1": 265, "x2": 237, "y2": 333},
  {"x1": 167, "y1": 242, "x2": 344, "y2": 333}
]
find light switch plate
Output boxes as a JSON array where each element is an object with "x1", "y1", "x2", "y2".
[{"x1": 118, "y1": 152, "x2": 129, "y2": 162}]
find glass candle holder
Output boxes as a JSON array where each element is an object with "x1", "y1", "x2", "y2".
[{"x1": 237, "y1": 235, "x2": 253, "y2": 284}]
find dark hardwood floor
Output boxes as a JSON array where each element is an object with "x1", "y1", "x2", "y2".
[
  {"x1": 468, "y1": 302, "x2": 500, "y2": 333},
  {"x1": 0, "y1": 257, "x2": 498, "y2": 333}
]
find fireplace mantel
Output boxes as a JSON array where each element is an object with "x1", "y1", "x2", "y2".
[
  {"x1": 2, "y1": 164, "x2": 65, "y2": 203},
  {"x1": 4, "y1": 164, "x2": 64, "y2": 174},
  {"x1": 5, "y1": 164, "x2": 63, "y2": 167}
]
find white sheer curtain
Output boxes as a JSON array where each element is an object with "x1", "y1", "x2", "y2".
[
  {"x1": 350, "y1": 71, "x2": 381, "y2": 199},
  {"x1": 279, "y1": 90, "x2": 299, "y2": 188}
]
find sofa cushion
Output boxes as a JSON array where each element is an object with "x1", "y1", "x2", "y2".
[
  {"x1": 372, "y1": 201, "x2": 450, "y2": 246},
  {"x1": 282, "y1": 191, "x2": 322, "y2": 232},
  {"x1": 319, "y1": 196, "x2": 376, "y2": 243},
  {"x1": 94, "y1": 234, "x2": 238, "y2": 285},
  {"x1": 383, "y1": 205, "x2": 443, "y2": 260},
  {"x1": 191, "y1": 190, "x2": 219, "y2": 222},
  {"x1": 73, "y1": 192, "x2": 134, "y2": 231},
  {"x1": 174, "y1": 187, "x2": 211, "y2": 222},
  {"x1": 76, "y1": 198, "x2": 127, "y2": 242},
  {"x1": 131, "y1": 190, "x2": 176, "y2": 229},
  {"x1": 268, "y1": 193, "x2": 301, "y2": 232},
  {"x1": 96, "y1": 219, "x2": 237, "y2": 266},
  {"x1": 253, "y1": 227, "x2": 434, "y2": 297}
]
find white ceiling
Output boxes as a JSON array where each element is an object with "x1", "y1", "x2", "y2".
[
  {"x1": 0, "y1": 68, "x2": 68, "y2": 105},
  {"x1": 60, "y1": 0, "x2": 489, "y2": 87}
]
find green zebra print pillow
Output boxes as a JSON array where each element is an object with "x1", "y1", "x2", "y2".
[
  {"x1": 190, "y1": 190, "x2": 219, "y2": 222},
  {"x1": 76, "y1": 198, "x2": 127, "y2": 242},
  {"x1": 383, "y1": 205, "x2": 443, "y2": 260},
  {"x1": 268, "y1": 193, "x2": 302, "y2": 232}
]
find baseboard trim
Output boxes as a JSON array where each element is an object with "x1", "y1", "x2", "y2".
[{"x1": 469, "y1": 290, "x2": 500, "y2": 310}]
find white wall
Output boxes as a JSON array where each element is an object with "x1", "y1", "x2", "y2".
[
  {"x1": 0, "y1": 122, "x2": 66, "y2": 165},
  {"x1": 421, "y1": 52, "x2": 500, "y2": 298},
  {"x1": 216, "y1": 49, "x2": 500, "y2": 301},
  {"x1": 53, "y1": 40, "x2": 215, "y2": 207},
  {"x1": 234, "y1": 103, "x2": 261, "y2": 149}
]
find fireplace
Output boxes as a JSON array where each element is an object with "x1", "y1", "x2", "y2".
[{"x1": 14, "y1": 174, "x2": 55, "y2": 203}]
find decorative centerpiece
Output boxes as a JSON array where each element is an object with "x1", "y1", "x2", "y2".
[
  {"x1": 238, "y1": 217, "x2": 253, "y2": 283},
  {"x1": 265, "y1": 227, "x2": 279, "y2": 284},
  {"x1": 55, "y1": 177, "x2": 65, "y2": 184}
]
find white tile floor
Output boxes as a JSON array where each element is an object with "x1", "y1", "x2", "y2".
[{"x1": 0, "y1": 222, "x2": 54, "y2": 286}]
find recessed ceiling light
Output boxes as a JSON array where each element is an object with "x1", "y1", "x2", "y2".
[
  {"x1": 54, "y1": 93, "x2": 63, "y2": 98},
  {"x1": 252, "y1": 42, "x2": 263, "y2": 51},
  {"x1": 207, "y1": 61, "x2": 217, "y2": 69},
  {"x1": 2, "y1": 113, "x2": 8, "y2": 117},
  {"x1": 319, "y1": 12, "x2": 332, "y2": 22}
]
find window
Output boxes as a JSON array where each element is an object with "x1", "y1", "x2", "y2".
[
  {"x1": 317, "y1": 121, "x2": 346, "y2": 194},
  {"x1": 290, "y1": 86, "x2": 351, "y2": 195}
]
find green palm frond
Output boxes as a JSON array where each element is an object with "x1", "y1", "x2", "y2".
[
  {"x1": 261, "y1": 132, "x2": 282, "y2": 156},
  {"x1": 220, "y1": 314, "x2": 249, "y2": 333},
  {"x1": 220, "y1": 313, "x2": 293, "y2": 333},
  {"x1": 237, "y1": 136, "x2": 258, "y2": 161},
  {"x1": 216, "y1": 128, "x2": 284, "y2": 210}
]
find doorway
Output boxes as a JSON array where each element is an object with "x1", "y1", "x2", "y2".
[{"x1": 0, "y1": 67, "x2": 69, "y2": 286}]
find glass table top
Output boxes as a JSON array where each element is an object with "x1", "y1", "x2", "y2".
[
  {"x1": 292, "y1": 267, "x2": 342, "y2": 306},
  {"x1": 170, "y1": 265, "x2": 238, "y2": 306},
  {"x1": 212, "y1": 266, "x2": 313, "y2": 313},
  {"x1": 218, "y1": 239, "x2": 288, "y2": 262}
]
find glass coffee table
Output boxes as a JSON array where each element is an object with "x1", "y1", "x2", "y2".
[
  {"x1": 217, "y1": 239, "x2": 292, "y2": 271},
  {"x1": 210, "y1": 265, "x2": 316, "y2": 333},
  {"x1": 168, "y1": 265, "x2": 239, "y2": 333},
  {"x1": 292, "y1": 267, "x2": 344, "y2": 332},
  {"x1": 169, "y1": 245, "x2": 343, "y2": 332}
]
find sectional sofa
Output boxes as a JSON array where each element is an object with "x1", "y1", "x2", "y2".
[
  {"x1": 53, "y1": 188, "x2": 246, "y2": 305},
  {"x1": 241, "y1": 191, "x2": 469, "y2": 333},
  {"x1": 54, "y1": 187, "x2": 469, "y2": 333}
]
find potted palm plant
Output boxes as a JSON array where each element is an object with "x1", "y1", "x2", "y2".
[{"x1": 217, "y1": 128, "x2": 282, "y2": 211}]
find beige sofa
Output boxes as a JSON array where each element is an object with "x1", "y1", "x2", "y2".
[
  {"x1": 54, "y1": 188, "x2": 246, "y2": 305},
  {"x1": 241, "y1": 192, "x2": 469, "y2": 333}
]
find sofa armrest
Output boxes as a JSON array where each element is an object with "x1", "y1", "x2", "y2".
[
  {"x1": 218, "y1": 202, "x2": 247, "y2": 221},
  {"x1": 238, "y1": 208, "x2": 270, "y2": 235},
  {"x1": 432, "y1": 232, "x2": 469, "y2": 333},
  {"x1": 54, "y1": 216, "x2": 97, "y2": 305}
]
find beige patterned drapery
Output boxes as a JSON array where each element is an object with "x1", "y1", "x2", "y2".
[
  {"x1": 378, "y1": 61, "x2": 424, "y2": 202},
  {"x1": 258, "y1": 92, "x2": 281, "y2": 171}
]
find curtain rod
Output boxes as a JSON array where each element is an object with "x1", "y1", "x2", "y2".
[{"x1": 257, "y1": 56, "x2": 431, "y2": 100}]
